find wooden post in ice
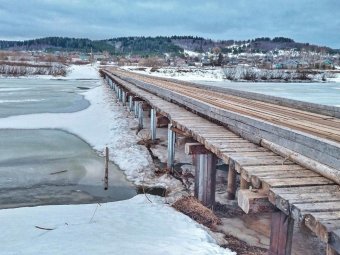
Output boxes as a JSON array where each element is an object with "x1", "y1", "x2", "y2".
[{"x1": 104, "y1": 147, "x2": 109, "y2": 190}]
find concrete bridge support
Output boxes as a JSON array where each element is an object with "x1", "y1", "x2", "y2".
[
  {"x1": 128, "y1": 96, "x2": 133, "y2": 111},
  {"x1": 150, "y1": 108, "x2": 157, "y2": 142},
  {"x1": 185, "y1": 143, "x2": 217, "y2": 208},
  {"x1": 138, "y1": 102, "x2": 144, "y2": 129},
  {"x1": 122, "y1": 91, "x2": 126, "y2": 106},
  {"x1": 167, "y1": 124, "x2": 176, "y2": 171},
  {"x1": 194, "y1": 153, "x2": 217, "y2": 208}
]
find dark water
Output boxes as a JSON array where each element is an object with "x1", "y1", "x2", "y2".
[{"x1": 0, "y1": 128, "x2": 136, "y2": 209}]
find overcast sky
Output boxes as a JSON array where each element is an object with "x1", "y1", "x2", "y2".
[{"x1": 0, "y1": 0, "x2": 339, "y2": 48}]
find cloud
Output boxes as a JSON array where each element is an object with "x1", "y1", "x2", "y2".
[{"x1": 0, "y1": 0, "x2": 339, "y2": 47}]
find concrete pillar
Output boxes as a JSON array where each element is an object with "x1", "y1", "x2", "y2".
[
  {"x1": 122, "y1": 91, "x2": 126, "y2": 106},
  {"x1": 138, "y1": 102, "x2": 143, "y2": 129},
  {"x1": 167, "y1": 124, "x2": 176, "y2": 171},
  {"x1": 134, "y1": 101, "x2": 139, "y2": 118},
  {"x1": 194, "y1": 153, "x2": 217, "y2": 208},
  {"x1": 118, "y1": 88, "x2": 122, "y2": 102},
  {"x1": 129, "y1": 96, "x2": 133, "y2": 111},
  {"x1": 151, "y1": 108, "x2": 157, "y2": 142}
]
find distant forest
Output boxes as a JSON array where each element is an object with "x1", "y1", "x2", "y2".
[{"x1": 0, "y1": 36, "x2": 338, "y2": 55}]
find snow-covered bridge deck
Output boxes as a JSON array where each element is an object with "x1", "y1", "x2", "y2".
[{"x1": 101, "y1": 68, "x2": 340, "y2": 255}]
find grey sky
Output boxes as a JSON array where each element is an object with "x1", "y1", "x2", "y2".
[{"x1": 0, "y1": 0, "x2": 339, "y2": 48}]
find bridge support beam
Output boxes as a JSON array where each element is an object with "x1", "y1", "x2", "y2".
[
  {"x1": 269, "y1": 211, "x2": 294, "y2": 255},
  {"x1": 134, "y1": 101, "x2": 140, "y2": 118},
  {"x1": 129, "y1": 96, "x2": 133, "y2": 111},
  {"x1": 194, "y1": 152, "x2": 217, "y2": 208},
  {"x1": 138, "y1": 102, "x2": 144, "y2": 129},
  {"x1": 122, "y1": 91, "x2": 126, "y2": 106},
  {"x1": 151, "y1": 108, "x2": 157, "y2": 142},
  {"x1": 226, "y1": 159, "x2": 237, "y2": 200},
  {"x1": 118, "y1": 88, "x2": 122, "y2": 102},
  {"x1": 167, "y1": 124, "x2": 176, "y2": 171},
  {"x1": 185, "y1": 142, "x2": 217, "y2": 208}
]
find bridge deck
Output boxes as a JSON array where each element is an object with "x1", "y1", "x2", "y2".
[{"x1": 102, "y1": 69, "x2": 340, "y2": 252}]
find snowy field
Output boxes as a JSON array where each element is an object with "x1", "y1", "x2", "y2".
[{"x1": 0, "y1": 195, "x2": 234, "y2": 255}]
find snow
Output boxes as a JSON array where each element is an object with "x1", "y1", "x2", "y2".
[
  {"x1": 123, "y1": 66, "x2": 224, "y2": 82},
  {"x1": 184, "y1": 49, "x2": 201, "y2": 57},
  {"x1": 0, "y1": 195, "x2": 235, "y2": 255},
  {"x1": 62, "y1": 64, "x2": 100, "y2": 80}
]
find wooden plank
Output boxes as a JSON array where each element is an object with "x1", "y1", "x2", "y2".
[
  {"x1": 241, "y1": 165, "x2": 307, "y2": 182},
  {"x1": 251, "y1": 170, "x2": 321, "y2": 189},
  {"x1": 269, "y1": 211, "x2": 294, "y2": 255},
  {"x1": 327, "y1": 244, "x2": 340, "y2": 255},
  {"x1": 269, "y1": 187, "x2": 340, "y2": 215},
  {"x1": 262, "y1": 177, "x2": 334, "y2": 190},
  {"x1": 330, "y1": 229, "x2": 340, "y2": 254},
  {"x1": 305, "y1": 213, "x2": 340, "y2": 243},
  {"x1": 291, "y1": 202, "x2": 340, "y2": 222},
  {"x1": 233, "y1": 156, "x2": 295, "y2": 173},
  {"x1": 242, "y1": 164, "x2": 305, "y2": 172}
]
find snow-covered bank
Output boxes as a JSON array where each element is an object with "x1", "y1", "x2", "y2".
[
  {"x1": 122, "y1": 66, "x2": 224, "y2": 82},
  {"x1": 123, "y1": 66, "x2": 340, "y2": 83},
  {"x1": 0, "y1": 195, "x2": 234, "y2": 255}
]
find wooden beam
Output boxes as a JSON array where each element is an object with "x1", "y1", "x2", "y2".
[
  {"x1": 240, "y1": 177, "x2": 250, "y2": 189},
  {"x1": 156, "y1": 115, "x2": 170, "y2": 128},
  {"x1": 226, "y1": 159, "x2": 237, "y2": 200},
  {"x1": 261, "y1": 139, "x2": 340, "y2": 185},
  {"x1": 269, "y1": 211, "x2": 294, "y2": 255},
  {"x1": 185, "y1": 143, "x2": 210, "y2": 155},
  {"x1": 170, "y1": 126, "x2": 191, "y2": 138},
  {"x1": 238, "y1": 189, "x2": 275, "y2": 214},
  {"x1": 330, "y1": 230, "x2": 340, "y2": 254}
]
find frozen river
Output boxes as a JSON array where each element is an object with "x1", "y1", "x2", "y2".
[
  {"x1": 195, "y1": 80, "x2": 340, "y2": 106},
  {"x1": 0, "y1": 77, "x2": 136, "y2": 208}
]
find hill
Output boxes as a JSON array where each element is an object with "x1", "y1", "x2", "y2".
[{"x1": 0, "y1": 36, "x2": 339, "y2": 56}]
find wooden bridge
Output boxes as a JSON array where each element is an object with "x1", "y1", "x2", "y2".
[{"x1": 100, "y1": 68, "x2": 340, "y2": 255}]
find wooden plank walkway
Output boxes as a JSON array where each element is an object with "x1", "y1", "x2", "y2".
[{"x1": 102, "y1": 69, "x2": 340, "y2": 253}]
